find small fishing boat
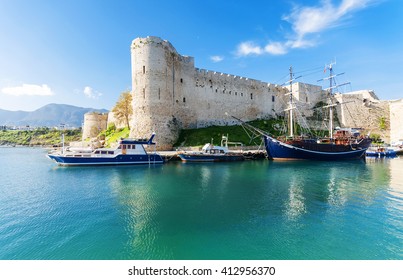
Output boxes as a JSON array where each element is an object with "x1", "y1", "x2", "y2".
[
  {"x1": 390, "y1": 141, "x2": 403, "y2": 155},
  {"x1": 47, "y1": 133, "x2": 164, "y2": 166},
  {"x1": 366, "y1": 147, "x2": 397, "y2": 158},
  {"x1": 178, "y1": 143, "x2": 244, "y2": 162}
]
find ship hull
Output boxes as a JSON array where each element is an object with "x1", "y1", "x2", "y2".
[
  {"x1": 264, "y1": 136, "x2": 368, "y2": 161},
  {"x1": 366, "y1": 150, "x2": 397, "y2": 158},
  {"x1": 178, "y1": 153, "x2": 244, "y2": 162},
  {"x1": 47, "y1": 154, "x2": 164, "y2": 166}
]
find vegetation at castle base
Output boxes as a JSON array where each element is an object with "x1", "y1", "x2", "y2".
[
  {"x1": 174, "y1": 118, "x2": 285, "y2": 147},
  {"x1": 0, "y1": 128, "x2": 82, "y2": 146},
  {"x1": 370, "y1": 133, "x2": 384, "y2": 144},
  {"x1": 98, "y1": 123, "x2": 130, "y2": 147}
]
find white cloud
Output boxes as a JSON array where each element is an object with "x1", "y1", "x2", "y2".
[
  {"x1": 284, "y1": 0, "x2": 373, "y2": 41},
  {"x1": 236, "y1": 0, "x2": 376, "y2": 56},
  {"x1": 1, "y1": 84, "x2": 54, "y2": 96},
  {"x1": 83, "y1": 86, "x2": 102, "y2": 99},
  {"x1": 210, "y1": 55, "x2": 224, "y2": 63},
  {"x1": 235, "y1": 41, "x2": 263, "y2": 56},
  {"x1": 264, "y1": 42, "x2": 288, "y2": 55}
]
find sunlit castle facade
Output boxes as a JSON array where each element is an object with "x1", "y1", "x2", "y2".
[
  {"x1": 128, "y1": 36, "x2": 386, "y2": 149},
  {"x1": 130, "y1": 36, "x2": 295, "y2": 149}
]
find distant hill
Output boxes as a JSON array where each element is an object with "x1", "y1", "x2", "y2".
[{"x1": 0, "y1": 103, "x2": 108, "y2": 128}]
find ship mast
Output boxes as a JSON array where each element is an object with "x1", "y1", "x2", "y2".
[
  {"x1": 318, "y1": 62, "x2": 350, "y2": 140},
  {"x1": 328, "y1": 63, "x2": 334, "y2": 139},
  {"x1": 289, "y1": 66, "x2": 294, "y2": 138}
]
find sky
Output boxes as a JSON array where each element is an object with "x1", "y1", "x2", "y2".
[{"x1": 0, "y1": 0, "x2": 402, "y2": 111}]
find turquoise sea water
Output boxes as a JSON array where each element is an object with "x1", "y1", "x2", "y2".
[{"x1": 0, "y1": 147, "x2": 402, "y2": 260}]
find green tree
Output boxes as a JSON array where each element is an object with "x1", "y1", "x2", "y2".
[
  {"x1": 112, "y1": 91, "x2": 133, "y2": 130},
  {"x1": 379, "y1": 116, "x2": 386, "y2": 130}
]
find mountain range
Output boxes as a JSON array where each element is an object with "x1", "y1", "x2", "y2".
[{"x1": 0, "y1": 104, "x2": 108, "y2": 128}]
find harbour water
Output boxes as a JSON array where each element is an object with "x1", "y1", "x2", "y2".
[{"x1": 0, "y1": 147, "x2": 402, "y2": 260}]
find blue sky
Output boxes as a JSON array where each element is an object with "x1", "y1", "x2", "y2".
[{"x1": 0, "y1": 0, "x2": 402, "y2": 111}]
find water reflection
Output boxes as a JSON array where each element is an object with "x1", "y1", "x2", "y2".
[
  {"x1": 389, "y1": 158, "x2": 403, "y2": 198},
  {"x1": 104, "y1": 159, "x2": 401, "y2": 259},
  {"x1": 3, "y1": 148, "x2": 402, "y2": 259},
  {"x1": 384, "y1": 159, "x2": 403, "y2": 257},
  {"x1": 285, "y1": 177, "x2": 306, "y2": 220}
]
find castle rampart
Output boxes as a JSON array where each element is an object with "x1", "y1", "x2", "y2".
[{"x1": 129, "y1": 36, "x2": 291, "y2": 149}]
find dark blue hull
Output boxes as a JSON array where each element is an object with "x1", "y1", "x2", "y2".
[
  {"x1": 178, "y1": 153, "x2": 244, "y2": 162},
  {"x1": 366, "y1": 150, "x2": 397, "y2": 158},
  {"x1": 264, "y1": 136, "x2": 367, "y2": 160},
  {"x1": 47, "y1": 154, "x2": 164, "y2": 166}
]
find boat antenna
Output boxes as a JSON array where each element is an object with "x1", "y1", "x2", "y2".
[{"x1": 60, "y1": 123, "x2": 65, "y2": 155}]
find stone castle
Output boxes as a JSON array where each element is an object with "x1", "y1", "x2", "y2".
[{"x1": 82, "y1": 36, "x2": 403, "y2": 149}]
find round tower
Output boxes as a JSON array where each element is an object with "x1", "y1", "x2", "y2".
[
  {"x1": 82, "y1": 112, "x2": 108, "y2": 140},
  {"x1": 130, "y1": 36, "x2": 193, "y2": 150}
]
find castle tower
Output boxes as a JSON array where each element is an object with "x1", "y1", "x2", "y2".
[
  {"x1": 82, "y1": 112, "x2": 108, "y2": 140},
  {"x1": 130, "y1": 36, "x2": 194, "y2": 150}
]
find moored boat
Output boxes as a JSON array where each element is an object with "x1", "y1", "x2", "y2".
[
  {"x1": 264, "y1": 134, "x2": 370, "y2": 160},
  {"x1": 178, "y1": 143, "x2": 244, "y2": 162},
  {"x1": 366, "y1": 146, "x2": 397, "y2": 158},
  {"x1": 390, "y1": 141, "x2": 403, "y2": 155},
  {"x1": 233, "y1": 63, "x2": 372, "y2": 161},
  {"x1": 263, "y1": 64, "x2": 371, "y2": 161},
  {"x1": 47, "y1": 133, "x2": 164, "y2": 166}
]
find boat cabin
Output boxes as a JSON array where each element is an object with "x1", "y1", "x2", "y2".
[{"x1": 201, "y1": 143, "x2": 229, "y2": 154}]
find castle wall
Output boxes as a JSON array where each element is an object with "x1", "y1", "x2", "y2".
[
  {"x1": 130, "y1": 36, "x2": 287, "y2": 149},
  {"x1": 334, "y1": 90, "x2": 390, "y2": 142},
  {"x1": 128, "y1": 36, "x2": 397, "y2": 149},
  {"x1": 390, "y1": 99, "x2": 403, "y2": 143}
]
